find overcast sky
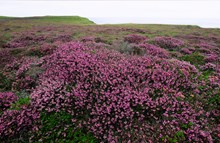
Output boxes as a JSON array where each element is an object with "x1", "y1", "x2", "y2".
[{"x1": 0, "y1": 0, "x2": 220, "y2": 28}]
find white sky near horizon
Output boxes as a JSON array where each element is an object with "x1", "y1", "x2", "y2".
[{"x1": 0, "y1": 1, "x2": 220, "y2": 28}]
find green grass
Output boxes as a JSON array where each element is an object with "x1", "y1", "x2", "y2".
[
  {"x1": 30, "y1": 16, "x2": 95, "y2": 25},
  {"x1": 180, "y1": 52, "x2": 205, "y2": 67},
  {"x1": 35, "y1": 111, "x2": 98, "y2": 142},
  {"x1": 0, "y1": 16, "x2": 15, "y2": 20},
  {"x1": 11, "y1": 97, "x2": 30, "y2": 110},
  {"x1": 10, "y1": 91, "x2": 30, "y2": 110},
  {"x1": 161, "y1": 130, "x2": 186, "y2": 143},
  {"x1": 0, "y1": 16, "x2": 95, "y2": 25}
]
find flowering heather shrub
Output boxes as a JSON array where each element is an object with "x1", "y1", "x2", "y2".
[
  {"x1": 169, "y1": 51, "x2": 183, "y2": 58},
  {"x1": 0, "y1": 40, "x2": 219, "y2": 142},
  {"x1": 81, "y1": 37, "x2": 110, "y2": 45},
  {"x1": 3, "y1": 32, "x2": 47, "y2": 48},
  {"x1": 51, "y1": 34, "x2": 72, "y2": 43},
  {"x1": 124, "y1": 34, "x2": 147, "y2": 44},
  {"x1": 195, "y1": 79, "x2": 220, "y2": 129},
  {"x1": 83, "y1": 37, "x2": 104, "y2": 43},
  {"x1": 177, "y1": 35, "x2": 206, "y2": 44},
  {"x1": 0, "y1": 92, "x2": 18, "y2": 112},
  {"x1": 196, "y1": 42, "x2": 220, "y2": 56},
  {"x1": 152, "y1": 36, "x2": 185, "y2": 50},
  {"x1": 83, "y1": 41, "x2": 110, "y2": 50},
  {"x1": 29, "y1": 42, "x2": 218, "y2": 142},
  {"x1": 81, "y1": 36, "x2": 94, "y2": 42},
  {"x1": 188, "y1": 47, "x2": 196, "y2": 52},
  {"x1": 0, "y1": 50, "x2": 15, "y2": 68},
  {"x1": 198, "y1": 47, "x2": 213, "y2": 54},
  {"x1": 0, "y1": 23, "x2": 220, "y2": 142},
  {"x1": 26, "y1": 43, "x2": 56, "y2": 57},
  {"x1": 15, "y1": 60, "x2": 43, "y2": 92},
  {"x1": 204, "y1": 54, "x2": 219, "y2": 63},
  {"x1": 0, "y1": 106, "x2": 40, "y2": 142},
  {"x1": 139, "y1": 43, "x2": 169, "y2": 58},
  {"x1": 200, "y1": 63, "x2": 217, "y2": 71},
  {"x1": 4, "y1": 57, "x2": 44, "y2": 92},
  {"x1": 180, "y1": 48, "x2": 193, "y2": 55},
  {"x1": 195, "y1": 42, "x2": 217, "y2": 50}
]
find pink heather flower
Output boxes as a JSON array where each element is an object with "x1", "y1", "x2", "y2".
[
  {"x1": 153, "y1": 36, "x2": 184, "y2": 50},
  {"x1": 124, "y1": 34, "x2": 147, "y2": 44},
  {"x1": 199, "y1": 130, "x2": 209, "y2": 137},
  {"x1": 200, "y1": 63, "x2": 216, "y2": 71},
  {"x1": 139, "y1": 43, "x2": 169, "y2": 58},
  {"x1": 180, "y1": 48, "x2": 193, "y2": 55},
  {"x1": 1, "y1": 37, "x2": 217, "y2": 142},
  {"x1": 0, "y1": 92, "x2": 18, "y2": 112}
]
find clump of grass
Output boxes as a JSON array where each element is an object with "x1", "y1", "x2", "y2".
[
  {"x1": 31, "y1": 16, "x2": 95, "y2": 25},
  {"x1": 161, "y1": 130, "x2": 185, "y2": 143},
  {"x1": 11, "y1": 91, "x2": 30, "y2": 110},
  {"x1": 180, "y1": 52, "x2": 205, "y2": 67},
  {"x1": 32, "y1": 111, "x2": 98, "y2": 142}
]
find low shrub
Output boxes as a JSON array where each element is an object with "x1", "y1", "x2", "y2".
[
  {"x1": 3, "y1": 32, "x2": 46, "y2": 48},
  {"x1": 0, "y1": 40, "x2": 219, "y2": 142},
  {"x1": 0, "y1": 106, "x2": 40, "y2": 142},
  {"x1": 200, "y1": 63, "x2": 217, "y2": 71},
  {"x1": 139, "y1": 43, "x2": 169, "y2": 58},
  {"x1": 152, "y1": 36, "x2": 185, "y2": 50},
  {"x1": 0, "y1": 50, "x2": 15, "y2": 68},
  {"x1": 0, "y1": 72, "x2": 12, "y2": 91},
  {"x1": 26, "y1": 44, "x2": 55, "y2": 57},
  {"x1": 204, "y1": 54, "x2": 219, "y2": 63},
  {"x1": 180, "y1": 48, "x2": 193, "y2": 55},
  {"x1": 29, "y1": 42, "x2": 214, "y2": 142},
  {"x1": 0, "y1": 92, "x2": 18, "y2": 112},
  {"x1": 4, "y1": 57, "x2": 44, "y2": 92},
  {"x1": 124, "y1": 34, "x2": 147, "y2": 44}
]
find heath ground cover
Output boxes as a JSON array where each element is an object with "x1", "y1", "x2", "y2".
[{"x1": 0, "y1": 16, "x2": 219, "y2": 143}]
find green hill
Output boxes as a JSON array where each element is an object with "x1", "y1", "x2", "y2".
[{"x1": 0, "y1": 16, "x2": 95, "y2": 25}]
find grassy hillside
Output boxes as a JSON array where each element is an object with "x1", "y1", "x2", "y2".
[
  {"x1": 0, "y1": 16, "x2": 14, "y2": 19},
  {"x1": 0, "y1": 16, "x2": 95, "y2": 25},
  {"x1": 0, "y1": 16, "x2": 15, "y2": 21},
  {"x1": 25, "y1": 16, "x2": 95, "y2": 24}
]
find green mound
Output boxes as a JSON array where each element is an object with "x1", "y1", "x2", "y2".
[
  {"x1": 0, "y1": 16, "x2": 95, "y2": 25},
  {"x1": 0, "y1": 16, "x2": 15, "y2": 20}
]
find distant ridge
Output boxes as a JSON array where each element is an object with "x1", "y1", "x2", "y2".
[{"x1": 0, "y1": 16, "x2": 95, "y2": 25}]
